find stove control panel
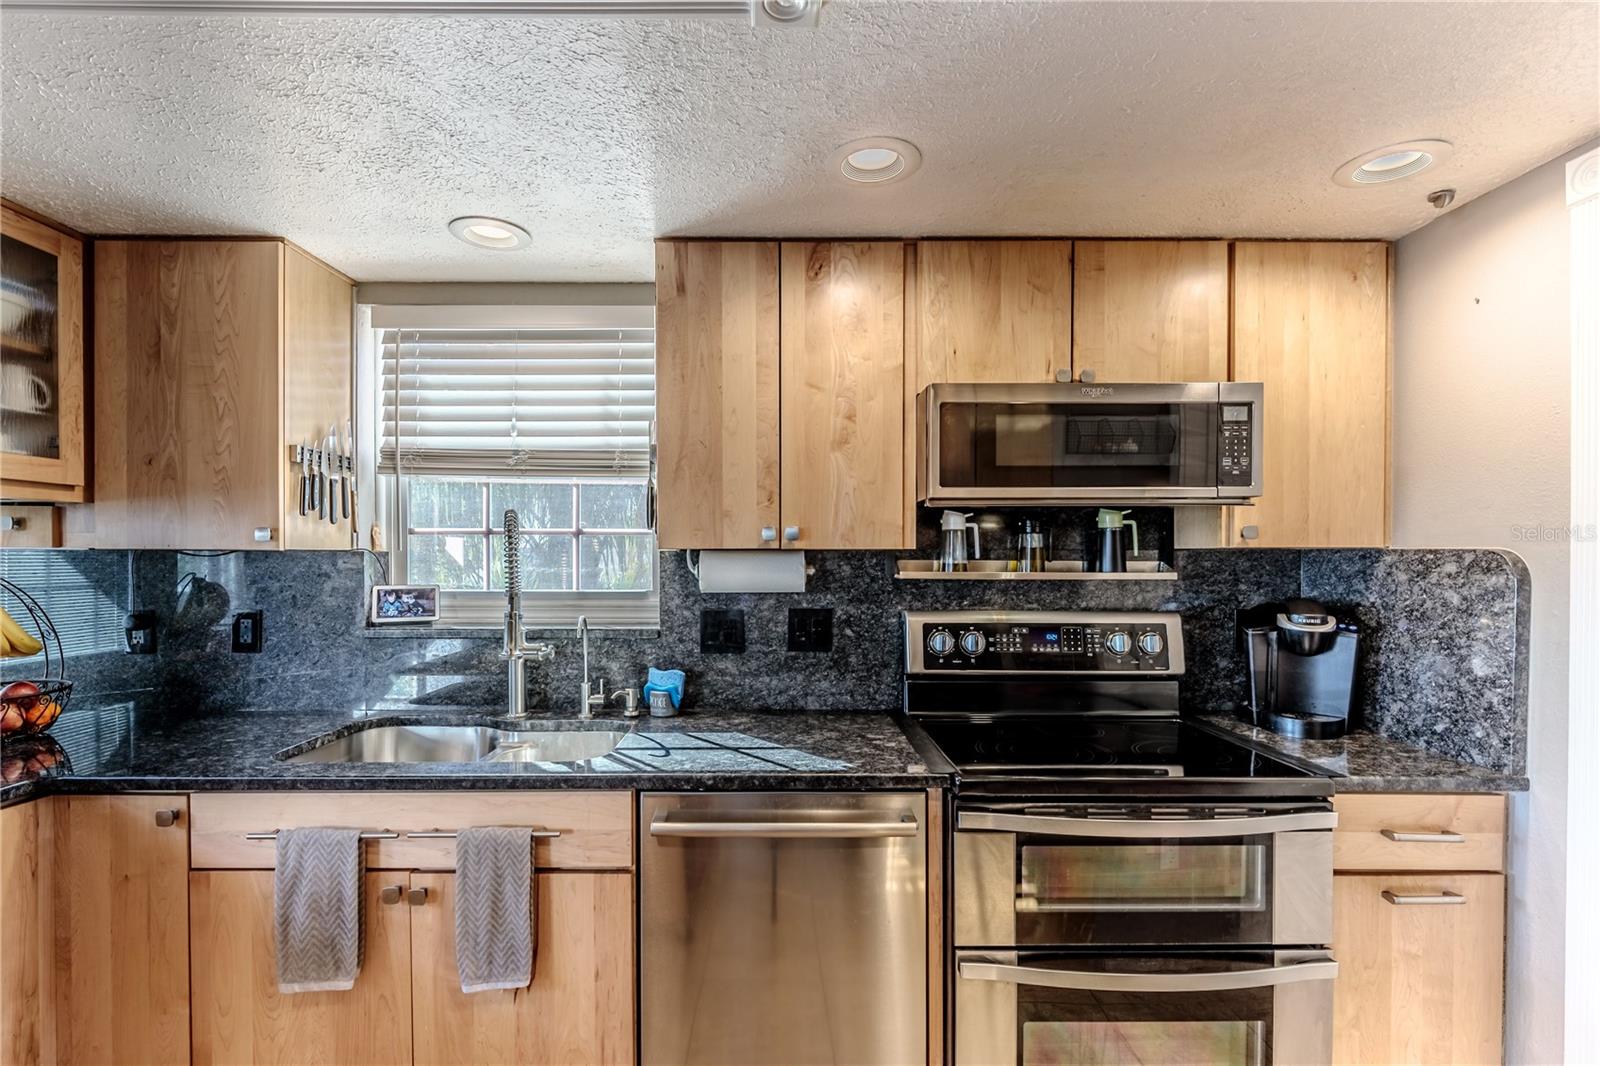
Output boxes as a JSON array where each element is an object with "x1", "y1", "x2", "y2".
[{"x1": 906, "y1": 611, "x2": 1183, "y2": 675}]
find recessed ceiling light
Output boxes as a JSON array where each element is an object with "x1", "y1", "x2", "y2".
[
  {"x1": 1333, "y1": 140, "x2": 1453, "y2": 187},
  {"x1": 831, "y1": 137, "x2": 922, "y2": 186},
  {"x1": 448, "y1": 215, "x2": 531, "y2": 250}
]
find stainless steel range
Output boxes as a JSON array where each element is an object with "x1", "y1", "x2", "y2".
[{"x1": 902, "y1": 610, "x2": 1337, "y2": 1066}]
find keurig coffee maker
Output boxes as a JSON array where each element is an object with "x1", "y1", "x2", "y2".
[{"x1": 1238, "y1": 599, "x2": 1360, "y2": 738}]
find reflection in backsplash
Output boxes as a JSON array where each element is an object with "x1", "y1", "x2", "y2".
[{"x1": 0, "y1": 541, "x2": 1529, "y2": 774}]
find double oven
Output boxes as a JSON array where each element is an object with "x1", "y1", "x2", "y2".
[
  {"x1": 952, "y1": 800, "x2": 1336, "y2": 1066},
  {"x1": 902, "y1": 611, "x2": 1338, "y2": 1066}
]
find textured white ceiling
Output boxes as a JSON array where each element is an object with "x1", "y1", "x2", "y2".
[{"x1": 1, "y1": 1, "x2": 1596, "y2": 281}]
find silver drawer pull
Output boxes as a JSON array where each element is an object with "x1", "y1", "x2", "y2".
[
  {"x1": 650, "y1": 811, "x2": 918, "y2": 839},
  {"x1": 245, "y1": 830, "x2": 399, "y2": 841},
  {"x1": 1382, "y1": 890, "x2": 1466, "y2": 906},
  {"x1": 958, "y1": 810, "x2": 1336, "y2": 839},
  {"x1": 958, "y1": 959, "x2": 1338, "y2": 993},
  {"x1": 1380, "y1": 829, "x2": 1466, "y2": 843},
  {"x1": 405, "y1": 829, "x2": 562, "y2": 839}
]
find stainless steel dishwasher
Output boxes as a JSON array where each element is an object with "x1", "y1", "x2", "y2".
[{"x1": 640, "y1": 792, "x2": 928, "y2": 1066}]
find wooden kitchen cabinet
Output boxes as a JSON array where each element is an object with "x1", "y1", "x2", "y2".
[
  {"x1": 1333, "y1": 874, "x2": 1505, "y2": 1065},
  {"x1": 1231, "y1": 242, "x2": 1389, "y2": 547},
  {"x1": 76, "y1": 239, "x2": 353, "y2": 551},
  {"x1": 0, "y1": 201, "x2": 87, "y2": 504},
  {"x1": 191, "y1": 870, "x2": 414, "y2": 1066},
  {"x1": 780, "y1": 241, "x2": 909, "y2": 549},
  {"x1": 1330, "y1": 792, "x2": 1506, "y2": 1066},
  {"x1": 1, "y1": 802, "x2": 48, "y2": 1066},
  {"x1": 1072, "y1": 240, "x2": 1229, "y2": 382},
  {"x1": 410, "y1": 872, "x2": 634, "y2": 1066},
  {"x1": 654, "y1": 241, "x2": 781, "y2": 550},
  {"x1": 914, "y1": 240, "x2": 1071, "y2": 386}
]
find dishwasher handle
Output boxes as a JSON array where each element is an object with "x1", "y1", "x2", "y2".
[{"x1": 649, "y1": 810, "x2": 919, "y2": 839}]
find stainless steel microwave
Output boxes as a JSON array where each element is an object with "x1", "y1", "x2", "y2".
[{"x1": 916, "y1": 381, "x2": 1264, "y2": 507}]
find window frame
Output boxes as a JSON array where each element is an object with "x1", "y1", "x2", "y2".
[{"x1": 388, "y1": 474, "x2": 659, "y2": 630}]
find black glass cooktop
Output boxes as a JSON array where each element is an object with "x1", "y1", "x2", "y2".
[{"x1": 917, "y1": 716, "x2": 1319, "y2": 781}]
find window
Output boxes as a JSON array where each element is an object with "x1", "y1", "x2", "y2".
[{"x1": 374, "y1": 311, "x2": 657, "y2": 627}]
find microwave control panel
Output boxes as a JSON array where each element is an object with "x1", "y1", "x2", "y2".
[
  {"x1": 1218, "y1": 404, "x2": 1254, "y2": 487},
  {"x1": 916, "y1": 620, "x2": 1174, "y2": 673}
]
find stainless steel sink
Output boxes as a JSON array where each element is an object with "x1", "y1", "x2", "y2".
[{"x1": 282, "y1": 724, "x2": 627, "y2": 765}]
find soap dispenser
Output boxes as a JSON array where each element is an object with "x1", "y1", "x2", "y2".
[{"x1": 937, "y1": 510, "x2": 981, "y2": 572}]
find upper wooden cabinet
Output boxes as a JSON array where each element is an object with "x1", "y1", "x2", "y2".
[
  {"x1": 79, "y1": 239, "x2": 353, "y2": 551},
  {"x1": 1072, "y1": 240, "x2": 1229, "y2": 382},
  {"x1": 654, "y1": 241, "x2": 781, "y2": 550},
  {"x1": 655, "y1": 240, "x2": 911, "y2": 551},
  {"x1": 914, "y1": 240, "x2": 1071, "y2": 386},
  {"x1": 780, "y1": 242, "x2": 908, "y2": 550},
  {"x1": 1232, "y1": 242, "x2": 1389, "y2": 547},
  {"x1": 0, "y1": 202, "x2": 87, "y2": 503}
]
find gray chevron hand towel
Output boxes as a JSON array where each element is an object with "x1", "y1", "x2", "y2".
[
  {"x1": 455, "y1": 826, "x2": 535, "y2": 993},
  {"x1": 274, "y1": 827, "x2": 365, "y2": 993}
]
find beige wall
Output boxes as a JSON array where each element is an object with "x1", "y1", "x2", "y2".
[{"x1": 1393, "y1": 140, "x2": 1593, "y2": 1064}]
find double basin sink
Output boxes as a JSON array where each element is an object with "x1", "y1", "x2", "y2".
[{"x1": 281, "y1": 723, "x2": 627, "y2": 765}]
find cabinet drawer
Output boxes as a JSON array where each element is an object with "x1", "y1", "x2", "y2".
[
  {"x1": 1333, "y1": 793, "x2": 1505, "y2": 873},
  {"x1": 190, "y1": 791, "x2": 633, "y2": 871}
]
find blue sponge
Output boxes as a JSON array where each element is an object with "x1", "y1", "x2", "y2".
[{"x1": 642, "y1": 667, "x2": 685, "y2": 709}]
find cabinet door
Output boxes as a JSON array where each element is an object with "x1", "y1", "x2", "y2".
[
  {"x1": 50, "y1": 796, "x2": 190, "y2": 1066},
  {"x1": 779, "y1": 242, "x2": 909, "y2": 549},
  {"x1": 0, "y1": 203, "x2": 86, "y2": 498},
  {"x1": 410, "y1": 871, "x2": 634, "y2": 1066},
  {"x1": 191, "y1": 870, "x2": 413, "y2": 1066},
  {"x1": 281, "y1": 245, "x2": 355, "y2": 551},
  {"x1": 1072, "y1": 240, "x2": 1228, "y2": 382},
  {"x1": 1332, "y1": 873, "x2": 1504, "y2": 1065},
  {"x1": 89, "y1": 240, "x2": 284, "y2": 550},
  {"x1": 1231, "y1": 242, "x2": 1389, "y2": 547},
  {"x1": 915, "y1": 240, "x2": 1070, "y2": 385},
  {"x1": 1, "y1": 802, "x2": 48, "y2": 1066},
  {"x1": 654, "y1": 241, "x2": 781, "y2": 550}
]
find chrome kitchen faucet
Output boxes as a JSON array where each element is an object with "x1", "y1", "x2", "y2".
[{"x1": 502, "y1": 509, "x2": 555, "y2": 720}]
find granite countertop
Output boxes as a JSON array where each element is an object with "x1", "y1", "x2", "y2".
[
  {"x1": 0, "y1": 693, "x2": 950, "y2": 807},
  {"x1": 1199, "y1": 714, "x2": 1529, "y2": 793}
]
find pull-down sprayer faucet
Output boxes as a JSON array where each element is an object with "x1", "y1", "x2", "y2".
[{"x1": 502, "y1": 509, "x2": 554, "y2": 719}]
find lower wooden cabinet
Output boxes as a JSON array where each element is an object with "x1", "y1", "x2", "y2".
[
  {"x1": 1333, "y1": 873, "x2": 1505, "y2": 1065},
  {"x1": 190, "y1": 869, "x2": 634, "y2": 1066}
]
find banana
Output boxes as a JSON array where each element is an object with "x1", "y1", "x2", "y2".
[
  {"x1": 0, "y1": 627, "x2": 10, "y2": 657},
  {"x1": 0, "y1": 607, "x2": 42, "y2": 657}
]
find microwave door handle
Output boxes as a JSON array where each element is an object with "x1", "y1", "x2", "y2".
[
  {"x1": 956, "y1": 810, "x2": 1338, "y2": 838},
  {"x1": 957, "y1": 959, "x2": 1338, "y2": 993}
]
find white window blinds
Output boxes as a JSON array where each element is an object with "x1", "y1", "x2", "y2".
[{"x1": 379, "y1": 326, "x2": 655, "y2": 478}]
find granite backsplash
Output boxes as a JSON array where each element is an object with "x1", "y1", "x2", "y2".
[{"x1": 1, "y1": 544, "x2": 1529, "y2": 775}]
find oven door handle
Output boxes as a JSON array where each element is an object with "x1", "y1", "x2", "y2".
[
  {"x1": 957, "y1": 959, "x2": 1338, "y2": 993},
  {"x1": 956, "y1": 809, "x2": 1336, "y2": 838}
]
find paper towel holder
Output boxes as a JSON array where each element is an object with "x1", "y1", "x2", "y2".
[{"x1": 686, "y1": 549, "x2": 815, "y2": 593}]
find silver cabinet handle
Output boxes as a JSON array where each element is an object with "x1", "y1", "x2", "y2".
[
  {"x1": 760, "y1": 526, "x2": 777, "y2": 542},
  {"x1": 1381, "y1": 829, "x2": 1466, "y2": 843},
  {"x1": 957, "y1": 809, "x2": 1336, "y2": 839},
  {"x1": 379, "y1": 884, "x2": 404, "y2": 905},
  {"x1": 1239, "y1": 524, "x2": 1260, "y2": 541},
  {"x1": 245, "y1": 830, "x2": 399, "y2": 841},
  {"x1": 154, "y1": 808, "x2": 180, "y2": 828},
  {"x1": 650, "y1": 811, "x2": 918, "y2": 839},
  {"x1": 783, "y1": 526, "x2": 800, "y2": 542},
  {"x1": 1382, "y1": 890, "x2": 1465, "y2": 906},
  {"x1": 405, "y1": 829, "x2": 561, "y2": 839},
  {"x1": 407, "y1": 886, "x2": 429, "y2": 906},
  {"x1": 958, "y1": 959, "x2": 1337, "y2": 993}
]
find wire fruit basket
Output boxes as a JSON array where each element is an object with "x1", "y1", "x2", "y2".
[{"x1": 0, "y1": 577, "x2": 72, "y2": 737}]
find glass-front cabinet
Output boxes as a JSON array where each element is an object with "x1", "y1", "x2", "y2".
[{"x1": 0, "y1": 202, "x2": 85, "y2": 501}]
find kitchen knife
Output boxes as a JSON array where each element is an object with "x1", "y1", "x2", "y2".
[
  {"x1": 339, "y1": 421, "x2": 351, "y2": 520},
  {"x1": 326, "y1": 426, "x2": 340, "y2": 525},
  {"x1": 316, "y1": 438, "x2": 326, "y2": 519},
  {"x1": 298, "y1": 441, "x2": 310, "y2": 516},
  {"x1": 309, "y1": 439, "x2": 321, "y2": 516}
]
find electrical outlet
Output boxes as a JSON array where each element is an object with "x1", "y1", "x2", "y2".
[
  {"x1": 124, "y1": 611, "x2": 157, "y2": 654},
  {"x1": 231, "y1": 611, "x2": 265, "y2": 653},
  {"x1": 699, "y1": 608, "x2": 746, "y2": 654},
  {"x1": 787, "y1": 607, "x2": 834, "y2": 653}
]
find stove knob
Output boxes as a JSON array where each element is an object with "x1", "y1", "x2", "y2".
[
  {"x1": 1104, "y1": 631, "x2": 1133, "y2": 656},
  {"x1": 959, "y1": 630, "x2": 988, "y2": 657},
  {"x1": 1138, "y1": 631, "x2": 1166, "y2": 656},
  {"x1": 926, "y1": 629, "x2": 956, "y2": 657}
]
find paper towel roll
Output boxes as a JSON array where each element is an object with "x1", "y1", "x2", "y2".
[{"x1": 695, "y1": 550, "x2": 808, "y2": 593}]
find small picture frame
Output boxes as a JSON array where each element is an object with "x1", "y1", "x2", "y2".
[{"x1": 369, "y1": 584, "x2": 440, "y2": 625}]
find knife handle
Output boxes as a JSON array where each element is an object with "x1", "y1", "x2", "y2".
[
  {"x1": 329, "y1": 477, "x2": 339, "y2": 524},
  {"x1": 342, "y1": 468, "x2": 351, "y2": 519},
  {"x1": 298, "y1": 473, "x2": 308, "y2": 517}
]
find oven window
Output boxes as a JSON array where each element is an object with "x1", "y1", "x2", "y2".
[
  {"x1": 1019, "y1": 843, "x2": 1266, "y2": 912},
  {"x1": 1022, "y1": 1020, "x2": 1262, "y2": 1066}
]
